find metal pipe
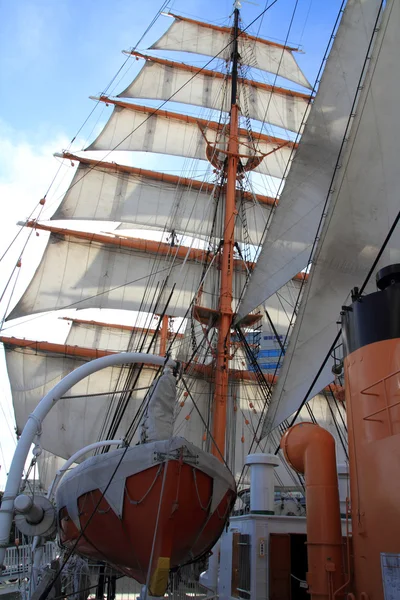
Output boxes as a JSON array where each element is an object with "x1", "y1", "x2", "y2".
[
  {"x1": 14, "y1": 495, "x2": 44, "y2": 524},
  {"x1": 0, "y1": 352, "x2": 176, "y2": 566},
  {"x1": 281, "y1": 422, "x2": 344, "y2": 600}
]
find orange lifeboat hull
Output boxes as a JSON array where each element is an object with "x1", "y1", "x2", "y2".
[{"x1": 56, "y1": 438, "x2": 236, "y2": 588}]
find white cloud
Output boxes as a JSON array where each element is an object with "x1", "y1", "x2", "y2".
[{"x1": 0, "y1": 123, "x2": 76, "y2": 490}]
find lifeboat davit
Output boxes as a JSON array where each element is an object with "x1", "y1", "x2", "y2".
[{"x1": 56, "y1": 437, "x2": 236, "y2": 595}]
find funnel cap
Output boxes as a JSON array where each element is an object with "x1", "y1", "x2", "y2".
[{"x1": 376, "y1": 264, "x2": 400, "y2": 291}]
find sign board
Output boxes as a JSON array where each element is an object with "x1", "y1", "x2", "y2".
[{"x1": 381, "y1": 553, "x2": 400, "y2": 600}]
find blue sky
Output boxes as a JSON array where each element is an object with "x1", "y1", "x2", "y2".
[
  {"x1": 0, "y1": 0, "x2": 343, "y2": 487},
  {"x1": 1, "y1": 0, "x2": 342, "y2": 146}
]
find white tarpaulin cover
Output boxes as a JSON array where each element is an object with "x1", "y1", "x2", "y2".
[
  {"x1": 151, "y1": 15, "x2": 311, "y2": 88},
  {"x1": 261, "y1": 0, "x2": 400, "y2": 434},
  {"x1": 236, "y1": 0, "x2": 382, "y2": 321},
  {"x1": 56, "y1": 437, "x2": 236, "y2": 526},
  {"x1": 140, "y1": 371, "x2": 176, "y2": 442}
]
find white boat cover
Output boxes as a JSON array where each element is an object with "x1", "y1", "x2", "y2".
[
  {"x1": 261, "y1": 0, "x2": 400, "y2": 435},
  {"x1": 236, "y1": 0, "x2": 382, "y2": 321},
  {"x1": 56, "y1": 437, "x2": 236, "y2": 528},
  {"x1": 140, "y1": 371, "x2": 176, "y2": 442}
]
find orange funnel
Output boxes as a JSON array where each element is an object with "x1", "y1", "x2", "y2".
[{"x1": 281, "y1": 422, "x2": 344, "y2": 599}]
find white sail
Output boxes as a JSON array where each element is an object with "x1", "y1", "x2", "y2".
[
  {"x1": 8, "y1": 233, "x2": 244, "y2": 320},
  {"x1": 65, "y1": 319, "x2": 160, "y2": 353},
  {"x1": 52, "y1": 162, "x2": 271, "y2": 244},
  {"x1": 151, "y1": 14, "x2": 311, "y2": 89},
  {"x1": 119, "y1": 56, "x2": 310, "y2": 133},
  {"x1": 87, "y1": 102, "x2": 294, "y2": 179},
  {"x1": 236, "y1": 0, "x2": 382, "y2": 321},
  {"x1": 5, "y1": 347, "x2": 150, "y2": 460},
  {"x1": 261, "y1": 0, "x2": 400, "y2": 434}
]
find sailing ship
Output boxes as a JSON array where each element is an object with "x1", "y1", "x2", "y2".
[{"x1": 0, "y1": 0, "x2": 400, "y2": 598}]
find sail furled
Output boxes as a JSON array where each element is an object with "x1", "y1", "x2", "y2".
[
  {"x1": 4, "y1": 347, "x2": 151, "y2": 459},
  {"x1": 87, "y1": 101, "x2": 294, "y2": 179},
  {"x1": 8, "y1": 232, "x2": 242, "y2": 320},
  {"x1": 65, "y1": 319, "x2": 161, "y2": 354},
  {"x1": 52, "y1": 161, "x2": 272, "y2": 244},
  {"x1": 151, "y1": 13, "x2": 311, "y2": 89},
  {"x1": 236, "y1": 0, "x2": 382, "y2": 321},
  {"x1": 119, "y1": 54, "x2": 310, "y2": 133},
  {"x1": 261, "y1": 0, "x2": 400, "y2": 435}
]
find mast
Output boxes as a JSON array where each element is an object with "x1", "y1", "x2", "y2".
[{"x1": 211, "y1": 5, "x2": 240, "y2": 460}]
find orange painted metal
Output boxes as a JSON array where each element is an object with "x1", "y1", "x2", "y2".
[
  {"x1": 344, "y1": 338, "x2": 400, "y2": 599},
  {"x1": 281, "y1": 422, "x2": 344, "y2": 599},
  {"x1": 211, "y1": 104, "x2": 239, "y2": 461},
  {"x1": 0, "y1": 337, "x2": 115, "y2": 359},
  {"x1": 58, "y1": 460, "x2": 236, "y2": 588},
  {"x1": 167, "y1": 12, "x2": 299, "y2": 51},
  {"x1": 60, "y1": 151, "x2": 276, "y2": 207},
  {"x1": 130, "y1": 51, "x2": 311, "y2": 100},
  {"x1": 97, "y1": 97, "x2": 297, "y2": 151},
  {"x1": 159, "y1": 315, "x2": 169, "y2": 357}
]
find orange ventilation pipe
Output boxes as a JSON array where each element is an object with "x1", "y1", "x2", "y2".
[{"x1": 281, "y1": 423, "x2": 344, "y2": 599}]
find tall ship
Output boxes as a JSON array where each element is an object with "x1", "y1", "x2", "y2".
[{"x1": 0, "y1": 0, "x2": 399, "y2": 599}]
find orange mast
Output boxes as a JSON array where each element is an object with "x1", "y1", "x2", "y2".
[
  {"x1": 159, "y1": 315, "x2": 169, "y2": 357},
  {"x1": 211, "y1": 6, "x2": 240, "y2": 460}
]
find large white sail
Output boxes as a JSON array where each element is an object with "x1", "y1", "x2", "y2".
[
  {"x1": 236, "y1": 0, "x2": 382, "y2": 321},
  {"x1": 5, "y1": 348, "x2": 146, "y2": 459},
  {"x1": 8, "y1": 232, "x2": 245, "y2": 320},
  {"x1": 151, "y1": 13, "x2": 311, "y2": 88},
  {"x1": 119, "y1": 54, "x2": 310, "y2": 133},
  {"x1": 51, "y1": 158, "x2": 272, "y2": 244},
  {"x1": 262, "y1": 0, "x2": 400, "y2": 435},
  {"x1": 87, "y1": 100, "x2": 294, "y2": 179}
]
